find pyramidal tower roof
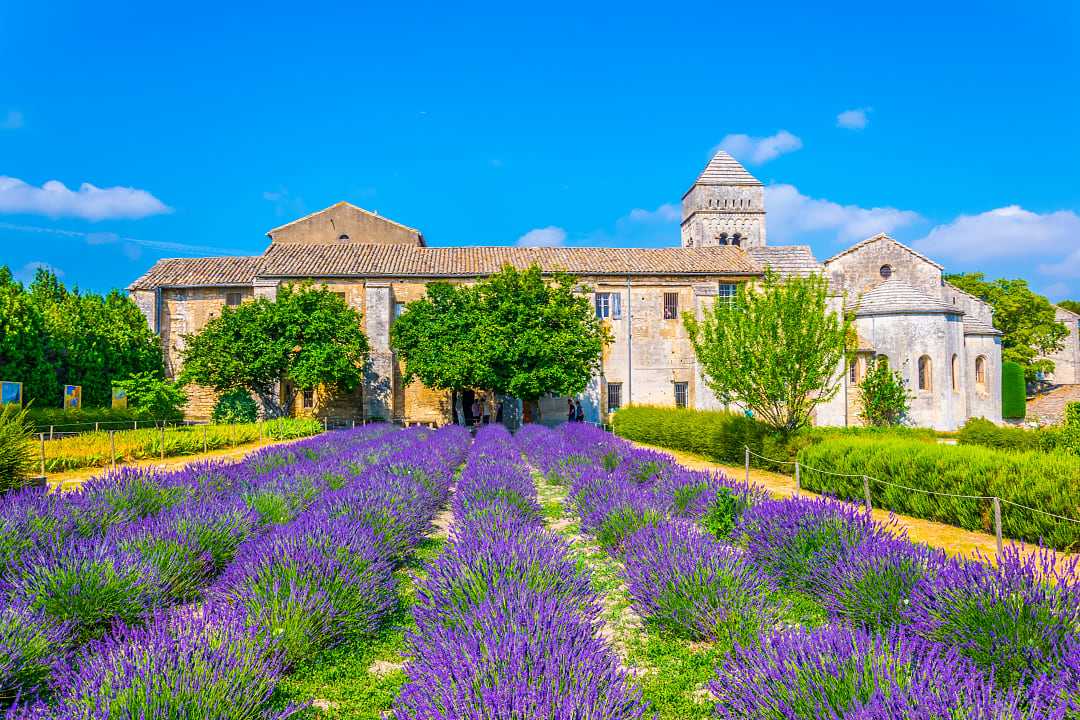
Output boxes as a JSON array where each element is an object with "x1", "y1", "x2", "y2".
[{"x1": 691, "y1": 150, "x2": 763, "y2": 189}]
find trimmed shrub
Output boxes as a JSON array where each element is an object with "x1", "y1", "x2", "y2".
[
  {"x1": 1002, "y1": 360, "x2": 1026, "y2": 419},
  {"x1": 796, "y1": 436, "x2": 1080, "y2": 550},
  {"x1": 212, "y1": 389, "x2": 258, "y2": 424},
  {"x1": 1066, "y1": 401, "x2": 1080, "y2": 428},
  {"x1": 0, "y1": 404, "x2": 35, "y2": 493}
]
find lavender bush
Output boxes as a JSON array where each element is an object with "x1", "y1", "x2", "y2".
[
  {"x1": 214, "y1": 514, "x2": 395, "y2": 665},
  {"x1": 622, "y1": 520, "x2": 780, "y2": 644},
  {"x1": 710, "y1": 626, "x2": 1046, "y2": 719},
  {"x1": 904, "y1": 545, "x2": 1080, "y2": 688},
  {"x1": 55, "y1": 605, "x2": 294, "y2": 720},
  {"x1": 808, "y1": 534, "x2": 947, "y2": 632},
  {"x1": 0, "y1": 599, "x2": 70, "y2": 706},
  {"x1": 68, "y1": 467, "x2": 186, "y2": 537},
  {"x1": 736, "y1": 496, "x2": 898, "y2": 589},
  {"x1": 5, "y1": 539, "x2": 162, "y2": 644}
]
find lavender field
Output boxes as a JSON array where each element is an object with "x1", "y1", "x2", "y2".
[{"x1": 0, "y1": 422, "x2": 1076, "y2": 719}]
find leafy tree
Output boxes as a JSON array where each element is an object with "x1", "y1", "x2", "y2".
[
  {"x1": 389, "y1": 282, "x2": 488, "y2": 425},
  {"x1": 684, "y1": 270, "x2": 851, "y2": 432},
  {"x1": 1057, "y1": 299, "x2": 1080, "y2": 316},
  {"x1": 180, "y1": 284, "x2": 368, "y2": 417},
  {"x1": 114, "y1": 371, "x2": 188, "y2": 421},
  {"x1": 391, "y1": 265, "x2": 611, "y2": 422},
  {"x1": 858, "y1": 357, "x2": 910, "y2": 426},
  {"x1": 212, "y1": 389, "x2": 258, "y2": 424},
  {"x1": 946, "y1": 272, "x2": 1066, "y2": 381},
  {"x1": 0, "y1": 266, "x2": 164, "y2": 408},
  {"x1": 476, "y1": 266, "x2": 610, "y2": 415}
]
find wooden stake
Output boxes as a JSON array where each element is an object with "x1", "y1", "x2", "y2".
[
  {"x1": 862, "y1": 475, "x2": 872, "y2": 512},
  {"x1": 39, "y1": 433, "x2": 45, "y2": 477},
  {"x1": 110, "y1": 431, "x2": 117, "y2": 470},
  {"x1": 993, "y1": 497, "x2": 1003, "y2": 559},
  {"x1": 794, "y1": 462, "x2": 801, "y2": 497},
  {"x1": 744, "y1": 447, "x2": 750, "y2": 486}
]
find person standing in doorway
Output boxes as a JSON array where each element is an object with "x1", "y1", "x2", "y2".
[
  {"x1": 568, "y1": 399, "x2": 576, "y2": 422},
  {"x1": 574, "y1": 399, "x2": 585, "y2": 423},
  {"x1": 471, "y1": 397, "x2": 482, "y2": 426}
]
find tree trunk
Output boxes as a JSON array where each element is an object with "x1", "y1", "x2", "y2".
[{"x1": 450, "y1": 389, "x2": 460, "y2": 425}]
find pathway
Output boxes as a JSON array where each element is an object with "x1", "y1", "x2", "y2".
[{"x1": 630, "y1": 441, "x2": 1078, "y2": 569}]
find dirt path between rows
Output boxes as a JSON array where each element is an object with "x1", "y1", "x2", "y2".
[{"x1": 630, "y1": 441, "x2": 1078, "y2": 570}]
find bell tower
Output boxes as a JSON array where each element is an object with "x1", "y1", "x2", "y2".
[{"x1": 681, "y1": 151, "x2": 766, "y2": 248}]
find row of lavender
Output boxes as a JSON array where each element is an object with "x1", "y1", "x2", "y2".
[
  {"x1": 517, "y1": 423, "x2": 1080, "y2": 719},
  {"x1": 1, "y1": 423, "x2": 471, "y2": 717},
  {"x1": 394, "y1": 424, "x2": 651, "y2": 719}
]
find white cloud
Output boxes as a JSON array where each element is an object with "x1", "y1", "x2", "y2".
[
  {"x1": 516, "y1": 226, "x2": 567, "y2": 247},
  {"x1": 836, "y1": 107, "x2": 871, "y2": 129},
  {"x1": 912, "y1": 206, "x2": 1080, "y2": 264},
  {"x1": 1040, "y1": 248, "x2": 1080, "y2": 279},
  {"x1": 1041, "y1": 281, "x2": 1073, "y2": 301},
  {"x1": 716, "y1": 130, "x2": 803, "y2": 165},
  {"x1": 14, "y1": 261, "x2": 64, "y2": 284},
  {"x1": 0, "y1": 221, "x2": 249, "y2": 256},
  {"x1": 263, "y1": 187, "x2": 306, "y2": 218},
  {"x1": 626, "y1": 203, "x2": 680, "y2": 223},
  {"x1": 765, "y1": 183, "x2": 922, "y2": 242},
  {"x1": 1, "y1": 111, "x2": 23, "y2": 130},
  {"x1": 0, "y1": 176, "x2": 170, "y2": 221}
]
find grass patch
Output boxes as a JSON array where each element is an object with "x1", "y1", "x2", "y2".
[{"x1": 628, "y1": 631, "x2": 730, "y2": 720}]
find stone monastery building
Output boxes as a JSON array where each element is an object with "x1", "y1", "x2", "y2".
[{"x1": 130, "y1": 152, "x2": 1006, "y2": 430}]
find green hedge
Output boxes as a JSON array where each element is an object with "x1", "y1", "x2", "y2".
[
  {"x1": 797, "y1": 437, "x2": 1080, "y2": 550},
  {"x1": 1002, "y1": 361, "x2": 1026, "y2": 419},
  {"x1": 958, "y1": 417, "x2": 1080, "y2": 456},
  {"x1": 27, "y1": 407, "x2": 161, "y2": 433}
]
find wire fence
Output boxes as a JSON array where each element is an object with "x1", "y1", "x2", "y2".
[{"x1": 742, "y1": 445, "x2": 1080, "y2": 558}]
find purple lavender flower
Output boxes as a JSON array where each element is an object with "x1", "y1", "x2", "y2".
[
  {"x1": 710, "y1": 626, "x2": 1047, "y2": 719},
  {"x1": 0, "y1": 487, "x2": 71, "y2": 571},
  {"x1": 214, "y1": 514, "x2": 395, "y2": 666},
  {"x1": 54, "y1": 604, "x2": 294, "y2": 720},
  {"x1": 0, "y1": 598, "x2": 71, "y2": 706},
  {"x1": 396, "y1": 586, "x2": 651, "y2": 720},
  {"x1": 4, "y1": 538, "x2": 163, "y2": 645},
  {"x1": 904, "y1": 545, "x2": 1080, "y2": 689},
  {"x1": 622, "y1": 520, "x2": 780, "y2": 643},
  {"x1": 68, "y1": 466, "x2": 187, "y2": 537},
  {"x1": 736, "y1": 495, "x2": 899, "y2": 589},
  {"x1": 807, "y1": 534, "x2": 948, "y2": 632}
]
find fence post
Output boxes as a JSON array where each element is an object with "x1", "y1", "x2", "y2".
[
  {"x1": 744, "y1": 447, "x2": 750, "y2": 486},
  {"x1": 202, "y1": 425, "x2": 207, "y2": 454},
  {"x1": 794, "y1": 461, "x2": 801, "y2": 497},
  {"x1": 95, "y1": 421, "x2": 99, "y2": 433},
  {"x1": 862, "y1": 475, "x2": 872, "y2": 513},
  {"x1": 49, "y1": 425, "x2": 54, "y2": 441},
  {"x1": 258, "y1": 421, "x2": 263, "y2": 445},
  {"x1": 110, "y1": 431, "x2": 117, "y2": 470},
  {"x1": 160, "y1": 425, "x2": 165, "y2": 461},
  {"x1": 352, "y1": 419, "x2": 356, "y2": 430},
  {"x1": 323, "y1": 417, "x2": 328, "y2": 432},
  {"x1": 39, "y1": 433, "x2": 45, "y2": 477},
  {"x1": 134, "y1": 420, "x2": 137, "y2": 431},
  {"x1": 993, "y1": 497, "x2": 1003, "y2": 559}
]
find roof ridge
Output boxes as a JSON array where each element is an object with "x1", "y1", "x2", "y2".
[
  {"x1": 265, "y1": 201, "x2": 422, "y2": 238},
  {"x1": 824, "y1": 233, "x2": 944, "y2": 270}
]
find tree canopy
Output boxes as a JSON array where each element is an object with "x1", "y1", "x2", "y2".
[
  {"x1": 684, "y1": 270, "x2": 851, "y2": 432},
  {"x1": 946, "y1": 272, "x2": 1066, "y2": 380},
  {"x1": 180, "y1": 284, "x2": 369, "y2": 417},
  {"x1": 858, "y1": 357, "x2": 910, "y2": 426},
  {"x1": 390, "y1": 265, "x2": 610, "y2": 418},
  {"x1": 0, "y1": 265, "x2": 164, "y2": 407}
]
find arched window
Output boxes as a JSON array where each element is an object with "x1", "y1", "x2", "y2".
[
  {"x1": 951, "y1": 354, "x2": 960, "y2": 391},
  {"x1": 975, "y1": 356, "x2": 987, "y2": 392},
  {"x1": 880, "y1": 265, "x2": 893, "y2": 279},
  {"x1": 717, "y1": 233, "x2": 729, "y2": 245},
  {"x1": 918, "y1": 355, "x2": 932, "y2": 391},
  {"x1": 338, "y1": 234, "x2": 350, "y2": 241},
  {"x1": 732, "y1": 233, "x2": 742, "y2": 247}
]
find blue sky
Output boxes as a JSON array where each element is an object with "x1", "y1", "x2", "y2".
[{"x1": 1, "y1": 0, "x2": 1077, "y2": 297}]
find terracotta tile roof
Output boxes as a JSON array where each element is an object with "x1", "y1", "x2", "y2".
[
  {"x1": 127, "y1": 256, "x2": 262, "y2": 290},
  {"x1": 745, "y1": 246, "x2": 822, "y2": 277},
  {"x1": 963, "y1": 316, "x2": 1003, "y2": 336},
  {"x1": 256, "y1": 243, "x2": 762, "y2": 278},
  {"x1": 689, "y1": 151, "x2": 762, "y2": 188}
]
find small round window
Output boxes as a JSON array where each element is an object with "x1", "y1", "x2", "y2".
[
  {"x1": 879, "y1": 264, "x2": 893, "y2": 279},
  {"x1": 338, "y1": 234, "x2": 350, "y2": 241}
]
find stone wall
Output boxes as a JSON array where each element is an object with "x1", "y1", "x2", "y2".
[
  {"x1": 268, "y1": 203, "x2": 422, "y2": 246},
  {"x1": 1044, "y1": 307, "x2": 1080, "y2": 385},
  {"x1": 965, "y1": 333, "x2": 1003, "y2": 422},
  {"x1": 826, "y1": 237, "x2": 943, "y2": 300},
  {"x1": 681, "y1": 183, "x2": 766, "y2": 248}
]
